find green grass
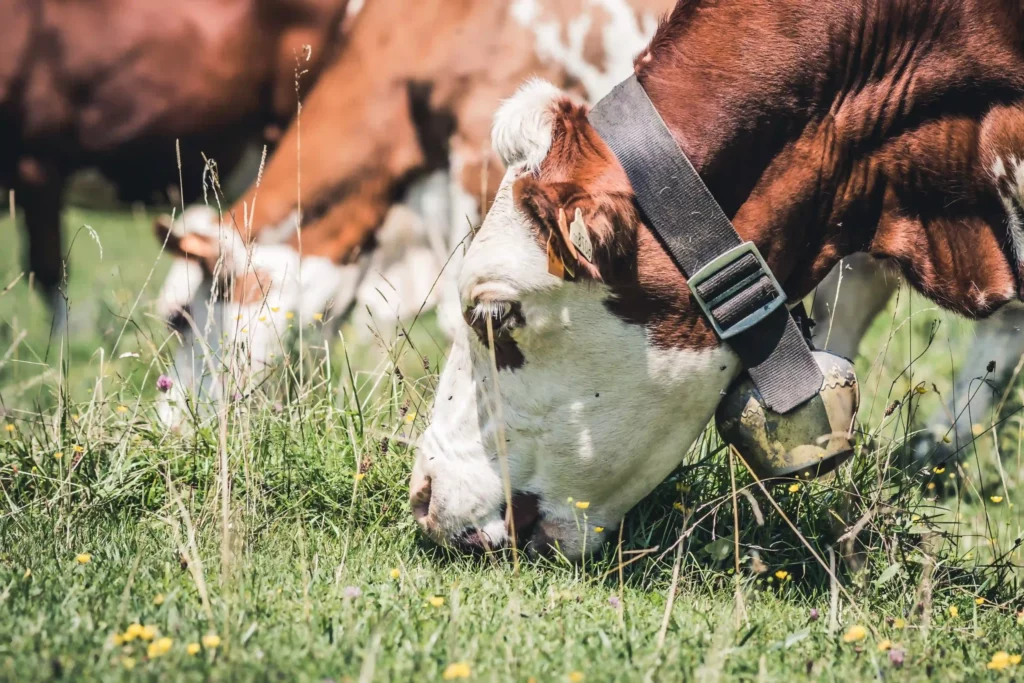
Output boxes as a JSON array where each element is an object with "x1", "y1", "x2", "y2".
[{"x1": 1, "y1": 209, "x2": 1023, "y2": 681}]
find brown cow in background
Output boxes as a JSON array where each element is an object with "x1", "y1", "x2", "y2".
[{"x1": 0, "y1": 0, "x2": 350, "y2": 322}]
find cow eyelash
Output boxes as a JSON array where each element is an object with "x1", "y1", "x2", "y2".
[{"x1": 465, "y1": 300, "x2": 523, "y2": 341}]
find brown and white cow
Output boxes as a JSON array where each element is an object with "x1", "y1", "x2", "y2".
[
  {"x1": 154, "y1": 0, "x2": 669, "y2": 421},
  {"x1": 1, "y1": 0, "x2": 348, "y2": 320},
  {"x1": 412, "y1": 0, "x2": 1024, "y2": 557}
]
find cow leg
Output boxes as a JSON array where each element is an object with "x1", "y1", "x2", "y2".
[
  {"x1": 810, "y1": 252, "x2": 899, "y2": 359},
  {"x1": 15, "y1": 160, "x2": 67, "y2": 330}
]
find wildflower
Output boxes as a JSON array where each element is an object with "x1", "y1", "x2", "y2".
[
  {"x1": 404, "y1": 411, "x2": 417, "y2": 424},
  {"x1": 889, "y1": 647, "x2": 905, "y2": 668},
  {"x1": 156, "y1": 375, "x2": 174, "y2": 393},
  {"x1": 121, "y1": 657, "x2": 136, "y2": 670},
  {"x1": 235, "y1": 314, "x2": 244, "y2": 321},
  {"x1": 972, "y1": 423, "x2": 984, "y2": 437},
  {"x1": 390, "y1": 568, "x2": 401, "y2": 579},
  {"x1": 4, "y1": 424, "x2": 14, "y2": 433},
  {"x1": 575, "y1": 501, "x2": 590, "y2": 510},
  {"x1": 987, "y1": 651, "x2": 1016, "y2": 671},
  {"x1": 186, "y1": 643, "x2": 201, "y2": 656},
  {"x1": 428, "y1": 596, "x2": 445, "y2": 607},
  {"x1": 608, "y1": 595, "x2": 621, "y2": 609},
  {"x1": 22, "y1": 568, "x2": 31, "y2": 579},
  {"x1": 949, "y1": 606, "x2": 959, "y2": 618},
  {"x1": 75, "y1": 553, "x2": 91, "y2": 565},
  {"x1": 240, "y1": 328, "x2": 248, "y2": 334},
  {"x1": 915, "y1": 385, "x2": 927, "y2": 394},
  {"x1": 976, "y1": 597, "x2": 986, "y2": 605},
  {"x1": 878, "y1": 639, "x2": 893, "y2": 652},
  {"x1": 593, "y1": 527, "x2": 605, "y2": 534},
  {"x1": 933, "y1": 466, "x2": 946, "y2": 474},
  {"x1": 201, "y1": 634, "x2": 221, "y2": 649},
  {"x1": 271, "y1": 307, "x2": 280, "y2": 313},
  {"x1": 139, "y1": 625, "x2": 157, "y2": 641},
  {"x1": 313, "y1": 313, "x2": 324, "y2": 322},
  {"x1": 153, "y1": 593, "x2": 165, "y2": 606},
  {"x1": 809, "y1": 608, "x2": 820, "y2": 622},
  {"x1": 72, "y1": 445, "x2": 84, "y2": 454},
  {"x1": 343, "y1": 586, "x2": 362, "y2": 599},
  {"x1": 72, "y1": 414, "x2": 80, "y2": 422},
  {"x1": 842, "y1": 625, "x2": 867, "y2": 643},
  {"x1": 673, "y1": 502, "x2": 685, "y2": 512},
  {"x1": 147, "y1": 637, "x2": 172, "y2": 658},
  {"x1": 285, "y1": 312, "x2": 294, "y2": 320},
  {"x1": 911, "y1": 514, "x2": 921, "y2": 522},
  {"x1": 568, "y1": 672, "x2": 585, "y2": 683},
  {"x1": 991, "y1": 496, "x2": 1004, "y2": 504},
  {"x1": 1014, "y1": 655, "x2": 1024, "y2": 665},
  {"x1": 258, "y1": 316, "x2": 267, "y2": 323},
  {"x1": 116, "y1": 405, "x2": 128, "y2": 414},
  {"x1": 54, "y1": 452, "x2": 63, "y2": 460},
  {"x1": 111, "y1": 632, "x2": 125, "y2": 646},
  {"x1": 788, "y1": 483, "x2": 800, "y2": 493},
  {"x1": 927, "y1": 482, "x2": 936, "y2": 490},
  {"x1": 354, "y1": 472, "x2": 366, "y2": 482},
  {"x1": 893, "y1": 618, "x2": 906, "y2": 629},
  {"x1": 775, "y1": 570, "x2": 789, "y2": 581},
  {"x1": 123, "y1": 624, "x2": 143, "y2": 642},
  {"x1": 442, "y1": 662, "x2": 471, "y2": 680}
]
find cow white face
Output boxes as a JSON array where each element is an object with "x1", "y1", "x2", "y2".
[{"x1": 412, "y1": 81, "x2": 739, "y2": 558}]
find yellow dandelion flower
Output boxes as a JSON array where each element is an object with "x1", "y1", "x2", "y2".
[
  {"x1": 788, "y1": 483, "x2": 801, "y2": 493},
  {"x1": 976, "y1": 597, "x2": 986, "y2": 605},
  {"x1": 390, "y1": 568, "x2": 401, "y2": 579},
  {"x1": 442, "y1": 662, "x2": 471, "y2": 680},
  {"x1": 949, "y1": 606, "x2": 959, "y2": 618},
  {"x1": 949, "y1": 473, "x2": 956, "y2": 479},
  {"x1": 842, "y1": 625, "x2": 867, "y2": 643},
  {"x1": 116, "y1": 405, "x2": 128, "y2": 413},
  {"x1": 991, "y1": 496, "x2": 1004, "y2": 504},
  {"x1": 201, "y1": 634, "x2": 221, "y2": 649},
  {"x1": 147, "y1": 637, "x2": 172, "y2": 658},
  {"x1": 123, "y1": 624, "x2": 143, "y2": 642},
  {"x1": 911, "y1": 514, "x2": 921, "y2": 522},
  {"x1": 75, "y1": 553, "x2": 91, "y2": 565},
  {"x1": 877, "y1": 639, "x2": 892, "y2": 652},
  {"x1": 271, "y1": 307, "x2": 280, "y2": 313},
  {"x1": 54, "y1": 452, "x2": 63, "y2": 460},
  {"x1": 893, "y1": 618, "x2": 906, "y2": 629},
  {"x1": 240, "y1": 327, "x2": 249, "y2": 334},
  {"x1": 72, "y1": 445, "x2": 84, "y2": 453},
  {"x1": 355, "y1": 472, "x2": 366, "y2": 481},
  {"x1": 235, "y1": 314, "x2": 244, "y2": 321},
  {"x1": 673, "y1": 501, "x2": 685, "y2": 512},
  {"x1": 22, "y1": 568, "x2": 31, "y2": 579},
  {"x1": 72, "y1": 414, "x2": 80, "y2": 422},
  {"x1": 927, "y1": 482, "x2": 936, "y2": 490},
  {"x1": 153, "y1": 593, "x2": 165, "y2": 606},
  {"x1": 259, "y1": 316, "x2": 267, "y2": 323},
  {"x1": 186, "y1": 643, "x2": 201, "y2": 656},
  {"x1": 775, "y1": 570, "x2": 789, "y2": 580},
  {"x1": 933, "y1": 466, "x2": 946, "y2": 474},
  {"x1": 428, "y1": 596, "x2": 445, "y2": 607},
  {"x1": 404, "y1": 411, "x2": 417, "y2": 424},
  {"x1": 971, "y1": 423, "x2": 984, "y2": 437},
  {"x1": 111, "y1": 632, "x2": 124, "y2": 646},
  {"x1": 285, "y1": 311, "x2": 294, "y2": 320},
  {"x1": 4, "y1": 424, "x2": 14, "y2": 433},
  {"x1": 139, "y1": 625, "x2": 157, "y2": 641},
  {"x1": 987, "y1": 651, "x2": 1013, "y2": 671},
  {"x1": 593, "y1": 527, "x2": 605, "y2": 533},
  {"x1": 575, "y1": 501, "x2": 590, "y2": 510},
  {"x1": 568, "y1": 672, "x2": 585, "y2": 683},
  {"x1": 121, "y1": 657, "x2": 136, "y2": 670},
  {"x1": 1011, "y1": 655, "x2": 1023, "y2": 665},
  {"x1": 313, "y1": 313, "x2": 324, "y2": 322}
]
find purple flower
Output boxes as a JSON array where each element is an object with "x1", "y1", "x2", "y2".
[
  {"x1": 888, "y1": 647, "x2": 905, "y2": 667},
  {"x1": 156, "y1": 375, "x2": 174, "y2": 393},
  {"x1": 343, "y1": 586, "x2": 362, "y2": 599},
  {"x1": 608, "y1": 595, "x2": 621, "y2": 609},
  {"x1": 809, "y1": 608, "x2": 820, "y2": 622},
  {"x1": 273, "y1": 402, "x2": 284, "y2": 414}
]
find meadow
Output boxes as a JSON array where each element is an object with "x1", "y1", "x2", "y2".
[{"x1": 0, "y1": 206, "x2": 1022, "y2": 682}]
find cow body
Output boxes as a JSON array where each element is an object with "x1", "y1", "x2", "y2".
[
  {"x1": 414, "y1": 0, "x2": 1024, "y2": 557},
  {"x1": 1, "y1": 0, "x2": 347, "y2": 316},
  {"x1": 155, "y1": 0, "x2": 673, "y2": 423}
]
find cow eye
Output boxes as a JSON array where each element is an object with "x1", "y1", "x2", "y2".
[{"x1": 464, "y1": 300, "x2": 523, "y2": 344}]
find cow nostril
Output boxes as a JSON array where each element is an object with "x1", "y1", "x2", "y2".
[{"x1": 410, "y1": 475, "x2": 432, "y2": 526}]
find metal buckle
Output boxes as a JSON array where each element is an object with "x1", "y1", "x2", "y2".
[{"x1": 687, "y1": 242, "x2": 787, "y2": 339}]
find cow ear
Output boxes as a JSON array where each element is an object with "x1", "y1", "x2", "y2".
[
  {"x1": 514, "y1": 177, "x2": 636, "y2": 281},
  {"x1": 153, "y1": 215, "x2": 219, "y2": 270}
]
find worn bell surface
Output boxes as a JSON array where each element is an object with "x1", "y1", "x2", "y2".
[{"x1": 715, "y1": 351, "x2": 859, "y2": 480}]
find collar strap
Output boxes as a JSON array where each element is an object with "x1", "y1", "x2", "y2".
[{"x1": 588, "y1": 74, "x2": 822, "y2": 413}]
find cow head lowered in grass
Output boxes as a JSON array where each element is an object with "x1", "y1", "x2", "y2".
[{"x1": 411, "y1": 0, "x2": 1024, "y2": 558}]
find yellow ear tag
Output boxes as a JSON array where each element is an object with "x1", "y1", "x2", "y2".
[{"x1": 568, "y1": 208, "x2": 594, "y2": 263}]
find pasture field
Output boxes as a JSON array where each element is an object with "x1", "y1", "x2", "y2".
[{"x1": 1, "y1": 208, "x2": 1023, "y2": 682}]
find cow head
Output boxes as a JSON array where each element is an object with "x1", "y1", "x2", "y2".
[{"x1": 412, "y1": 81, "x2": 741, "y2": 558}]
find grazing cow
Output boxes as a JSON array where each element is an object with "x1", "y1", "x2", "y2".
[
  {"x1": 812, "y1": 253, "x2": 1024, "y2": 463},
  {"x1": 0, "y1": 0, "x2": 348, "y2": 320},
  {"x1": 154, "y1": 0, "x2": 669, "y2": 421},
  {"x1": 412, "y1": 0, "x2": 1024, "y2": 558}
]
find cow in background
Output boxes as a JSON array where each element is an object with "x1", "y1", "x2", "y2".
[
  {"x1": 0, "y1": 0, "x2": 350, "y2": 324},
  {"x1": 812, "y1": 253, "x2": 1024, "y2": 463},
  {"x1": 153, "y1": 0, "x2": 670, "y2": 424}
]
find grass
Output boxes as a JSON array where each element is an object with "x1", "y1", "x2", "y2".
[{"x1": 1, "y1": 207, "x2": 1023, "y2": 681}]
